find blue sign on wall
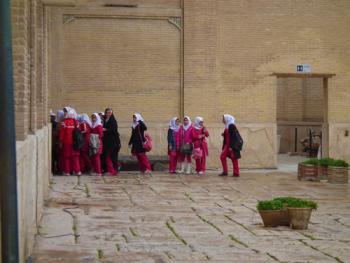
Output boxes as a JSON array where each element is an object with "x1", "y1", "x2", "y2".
[{"x1": 296, "y1": 64, "x2": 311, "y2": 73}]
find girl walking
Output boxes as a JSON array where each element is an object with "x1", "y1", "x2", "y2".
[
  {"x1": 219, "y1": 114, "x2": 242, "y2": 177},
  {"x1": 128, "y1": 113, "x2": 152, "y2": 174},
  {"x1": 179, "y1": 116, "x2": 193, "y2": 174},
  {"x1": 59, "y1": 107, "x2": 81, "y2": 176},
  {"x1": 167, "y1": 117, "x2": 181, "y2": 173},
  {"x1": 78, "y1": 113, "x2": 92, "y2": 174},
  {"x1": 192, "y1": 117, "x2": 209, "y2": 175},
  {"x1": 90, "y1": 113, "x2": 103, "y2": 176},
  {"x1": 103, "y1": 108, "x2": 121, "y2": 175}
]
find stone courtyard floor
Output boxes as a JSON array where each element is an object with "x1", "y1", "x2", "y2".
[{"x1": 30, "y1": 170, "x2": 350, "y2": 263}]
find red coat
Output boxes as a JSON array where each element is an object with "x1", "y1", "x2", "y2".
[
  {"x1": 91, "y1": 125, "x2": 103, "y2": 155},
  {"x1": 179, "y1": 125, "x2": 193, "y2": 144},
  {"x1": 192, "y1": 127, "x2": 209, "y2": 156},
  {"x1": 224, "y1": 128, "x2": 230, "y2": 147},
  {"x1": 59, "y1": 118, "x2": 77, "y2": 145},
  {"x1": 59, "y1": 118, "x2": 80, "y2": 157}
]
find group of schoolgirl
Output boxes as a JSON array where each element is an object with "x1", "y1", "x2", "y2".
[
  {"x1": 53, "y1": 108, "x2": 152, "y2": 176},
  {"x1": 53, "y1": 107, "x2": 242, "y2": 177},
  {"x1": 53, "y1": 107, "x2": 122, "y2": 176},
  {"x1": 167, "y1": 114, "x2": 242, "y2": 177}
]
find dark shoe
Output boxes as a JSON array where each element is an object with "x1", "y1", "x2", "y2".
[
  {"x1": 219, "y1": 172, "x2": 228, "y2": 176},
  {"x1": 233, "y1": 174, "x2": 240, "y2": 177}
]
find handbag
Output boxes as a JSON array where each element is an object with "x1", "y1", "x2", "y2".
[
  {"x1": 192, "y1": 127, "x2": 206, "y2": 159},
  {"x1": 138, "y1": 126, "x2": 152, "y2": 152},
  {"x1": 180, "y1": 128, "x2": 193, "y2": 154},
  {"x1": 88, "y1": 134, "x2": 100, "y2": 156},
  {"x1": 72, "y1": 120, "x2": 85, "y2": 151},
  {"x1": 180, "y1": 143, "x2": 193, "y2": 154},
  {"x1": 192, "y1": 147, "x2": 203, "y2": 159}
]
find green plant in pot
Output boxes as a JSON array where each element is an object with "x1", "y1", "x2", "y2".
[
  {"x1": 276, "y1": 197, "x2": 317, "y2": 230},
  {"x1": 327, "y1": 159, "x2": 349, "y2": 184},
  {"x1": 298, "y1": 158, "x2": 319, "y2": 181},
  {"x1": 256, "y1": 199, "x2": 289, "y2": 227},
  {"x1": 317, "y1": 157, "x2": 334, "y2": 182}
]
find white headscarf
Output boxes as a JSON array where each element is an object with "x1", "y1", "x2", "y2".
[
  {"x1": 183, "y1": 116, "x2": 192, "y2": 131},
  {"x1": 91, "y1": 113, "x2": 102, "y2": 129},
  {"x1": 194, "y1": 116, "x2": 204, "y2": 130},
  {"x1": 132, "y1": 113, "x2": 144, "y2": 129},
  {"x1": 80, "y1": 113, "x2": 92, "y2": 127},
  {"x1": 169, "y1": 117, "x2": 180, "y2": 131},
  {"x1": 56, "y1": 110, "x2": 64, "y2": 122},
  {"x1": 63, "y1": 106, "x2": 70, "y2": 113},
  {"x1": 223, "y1": 114, "x2": 235, "y2": 128},
  {"x1": 66, "y1": 107, "x2": 78, "y2": 119}
]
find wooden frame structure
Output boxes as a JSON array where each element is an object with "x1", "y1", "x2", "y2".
[{"x1": 271, "y1": 72, "x2": 336, "y2": 157}]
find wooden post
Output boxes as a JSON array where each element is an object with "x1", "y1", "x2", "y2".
[{"x1": 322, "y1": 77, "x2": 329, "y2": 158}]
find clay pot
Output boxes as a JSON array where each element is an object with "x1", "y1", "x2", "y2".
[
  {"x1": 287, "y1": 208, "x2": 313, "y2": 230},
  {"x1": 298, "y1": 163, "x2": 319, "y2": 181},
  {"x1": 258, "y1": 210, "x2": 290, "y2": 227},
  {"x1": 327, "y1": 166, "x2": 348, "y2": 184}
]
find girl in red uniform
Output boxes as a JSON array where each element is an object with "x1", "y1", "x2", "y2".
[
  {"x1": 219, "y1": 114, "x2": 241, "y2": 177},
  {"x1": 78, "y1": 113, "x2": 92, "y2": 174},
  {"x1": 59, "y1": 107, "x2": 81, "y2": 176},
  {"x1": 192, "y1": 117, "x2": 209, "y2": 175},
  {"x1": 128, "y1": 113, "x2": 152, "y2": 174},
  {"x1": 178, "y1": 116, "x2": 193, "y2": 174},
  {"x1": 167, "y1": 117, "x2": 181, "y2": 173},
  {"x1": 90, "y1": 113, "x2": 103, "y2": 176}
]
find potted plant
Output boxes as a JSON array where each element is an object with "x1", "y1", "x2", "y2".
[
  {"x1": 318, "y1": 157, "x2": 334, "y2": 182},
  {"x1": 298, "y1": 158, "x2": 319, "y2": 181},
  {"x1": 257, "y1": 199, "x2": 289, "y2": 227},
  {"x1": 327, "y1": 159, "x2": 349, "y2": 184},
  {"x1": 282, "y1": 197, "x2": 317, "y2": 230}
]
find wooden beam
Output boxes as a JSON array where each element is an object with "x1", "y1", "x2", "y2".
[{"x1": 271, "y1": 73, "x2": 336, "y2": 78}]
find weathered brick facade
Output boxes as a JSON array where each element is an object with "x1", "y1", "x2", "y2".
[
  {"x1": 9, "y1": 0, "x2": 350, "y2": 261},
  {"x1": 12, "y1": 0, "x2": 350, "y2": 166}
]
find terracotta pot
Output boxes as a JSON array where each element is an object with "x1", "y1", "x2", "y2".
[
  {"x1": 317, "y1": 165, "x2": 328, "y2": 181},
  {"x1": 287, "y1": 208, "x2": 313, "y2": 230},
  {"x1": 327, "y1": 166, "x2": 349, "y2": 184},
  {"x1": 258, "y1": 210, "x2": 289, "y2": 227},
  {"x1": 298, "y1": 163, "x2": 318, "y2": 181}
]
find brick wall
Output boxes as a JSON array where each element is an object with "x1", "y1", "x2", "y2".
[
  {"x1": 12, "y1": 0, "x2": 30, "y2": 140},
  {"x1": 277, "y1": 78, "x2": 323, "y2": 122},
  {"x1": 13, "y1": 0, "x2": 350, "y2": 156},
  {"x1": 10, "y1": 1, "x2": 51, "y2": 262},
  {"x1": 43, "y1": 0, "x2": 350, "y2": 164},
  {"x1": 12, "y1": 0, "x2": 47, "y2": 140},
  {"x1": 185, "y1": 0, "x2": 350, "y2": 124},
  {"x1": 49, "y1": 14, "x2": 181, "y2": 123}
]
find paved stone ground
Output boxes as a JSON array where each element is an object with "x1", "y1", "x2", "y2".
[{"x1": 30, "y1": 171, "x2": 350, "y2": 263}]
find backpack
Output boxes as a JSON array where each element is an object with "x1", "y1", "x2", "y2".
[
  {"x1": 89, "y1": 134, "x2": 100, "y2": 156},
  {"x1": 72, "y1": 122, "x2": 85, "y2": 150},
  {"x1": 234, "y1": 126, "x2": 243, "y2": 151}
]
